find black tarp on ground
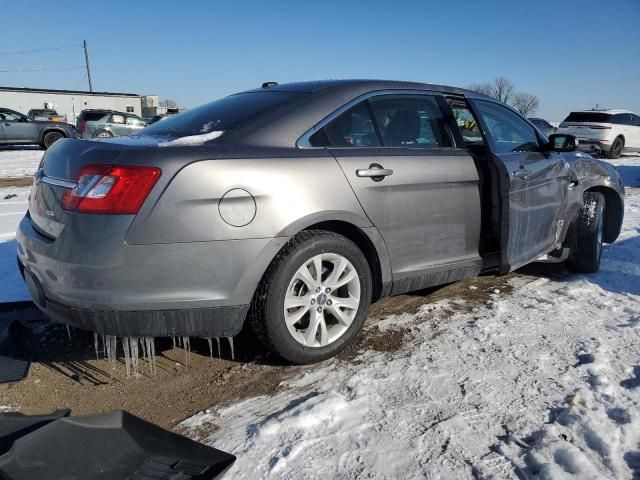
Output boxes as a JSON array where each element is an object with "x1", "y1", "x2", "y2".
[
  {"x1": 0, "y1": 410, "x2": 70, "y2": 456},
  {"x1": 0, "y1": 410, "x2": 236, "y2": 479}
]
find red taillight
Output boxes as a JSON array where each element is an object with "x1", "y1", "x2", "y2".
[
  {"x1": 78, "y1": 120, "x2": 86, "y2": 134},
  {"x1": 62, "y1": 164, "x2": 161, "y2": 214}
]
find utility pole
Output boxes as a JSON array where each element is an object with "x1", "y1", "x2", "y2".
[{"x1": 83, "y1": 39, "x2": 93, "y2": 92}]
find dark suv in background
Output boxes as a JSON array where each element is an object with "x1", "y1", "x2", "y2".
[
  {"x1": 0, "y1": 107, "x2": 78, "y2": 148},
  {"x1": 76, "y1": 109, "x2": 147, "y2": 139}
]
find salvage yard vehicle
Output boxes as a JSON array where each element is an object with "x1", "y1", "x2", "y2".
[
  {"x1": 528, "y1": 117, "x2": 556, "y2": 137},
  {"x1": 76, "y1": 109, "x2": 147, "y2": 139},
  {"x1": 27, "y1": 109, "x2": 65, "y2": 122},
  {"x1": 0, "y1": 107, "x2": 78, "y2": 149},
  {"x1": 557, "y1": 109, "x2": 640, "y2": 159},
  {"x1": 16, "y1": 80, "x2": 625, "y2": 364}
]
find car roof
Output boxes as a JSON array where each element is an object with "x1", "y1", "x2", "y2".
[
  {"x1": 572, "y1": 109, "x2": 635, "y2": 115},
  {"x1": 238, "y1": 79, "x2": 487, "y2": 98}
]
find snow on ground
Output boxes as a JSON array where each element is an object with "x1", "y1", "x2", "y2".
[
  {"x1": 0, "y1": 186, "x2": 30, "y2": 302},
  {"x1": 0, "y1": 147, "x2": 43, "y2": 178},
  {"x1": 181, "y1": 156, "x2": 640, "y2": 479}
]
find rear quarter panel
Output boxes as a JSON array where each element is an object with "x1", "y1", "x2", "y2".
[{"x1": 125, "y1": 153, "x2": 373, "y2": 244}]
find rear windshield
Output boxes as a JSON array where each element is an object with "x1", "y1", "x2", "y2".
[
  {"x1": 140, "y1": 91, "x2": 307, "y2": 138},
  {"x1": 563, "y1": 112, "x2": 612, "y2": 123}
]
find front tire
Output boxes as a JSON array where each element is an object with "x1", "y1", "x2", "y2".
[
  {"x1": 567, "y1": 192, "x2": 605, "y2": 273},
  {"x1": 249, "y1": 230, "x2": 372, "y2": 364},
  {"x1": 607, "y1": 137, "x2": 624, "y2": 159}
]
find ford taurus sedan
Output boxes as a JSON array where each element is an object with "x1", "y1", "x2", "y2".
[{"x1": 16, "y1": 80, "x2": 624, "y2": 364}]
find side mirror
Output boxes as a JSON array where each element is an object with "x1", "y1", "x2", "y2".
[
  {"x1": 19, "y1": 116, "x2": 29, "y2": 122},
  {"x1": 547, "y1": 133, "x2": 577, "y2": 152}
]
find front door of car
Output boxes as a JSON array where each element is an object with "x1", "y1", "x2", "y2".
[
  {"x1": 311, "y1": 94, "x2": 483, "y2": 283},
  {"x1": 0, "y1": 110, "x2": 39, "y2": 143},
  {"x1": 469, "y1": 98, "x2": 571, "y2": 271},
  {"x1": 108, "y1": 113, "x2": 128, "y2": 136}
]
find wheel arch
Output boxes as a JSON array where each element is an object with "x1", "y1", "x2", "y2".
[
  {"x1": 585, "y1": 185, "x2": 623, "y2": 243},
  {"x1": 301, "y1": 220, "x2": 390, "y2": 302},
  {"x1": 39, "y1": 127, "x2": 68, "y2": 144}
]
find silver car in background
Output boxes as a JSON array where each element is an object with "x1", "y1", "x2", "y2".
[
  {"x1": 528, "y1": 117, "x2": 556, "y2": 137},
  {"x1": 76, "y1": 109, "x2": 147, "y2": 139},
  {"x1": 17, "y1": 80, "x2": 624, "y2": 364}
]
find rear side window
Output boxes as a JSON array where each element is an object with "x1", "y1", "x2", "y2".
[
  {"x1": 475, "y1": 100, "x2": 540, "y2": 153},
  {"x1": 110, "y1": 114, "x2": 125, "y2": 124},
  {"x1": 142, "y1": 91, "x2": 307, "y2": 138},
  {"x1": 369, "y1": 95, "x2": 451, "y2": 147},
  {"x1": 84, "y1": 112, "x2": 108, "y2": 122},
  {"x1": 311, "y1": 101, "x2": 380, "y2": 147},
  {"x1": 564, "y1": 112, "x2": 612, "y2": 123}
]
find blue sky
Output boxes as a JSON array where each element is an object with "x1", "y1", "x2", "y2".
[{"x1": 1, "y1": 0, "x2": 638, "y2": 120}]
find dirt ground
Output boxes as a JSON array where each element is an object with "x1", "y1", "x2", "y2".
[{"x1": 0, "y1": 274, "x2": 516, "y2": 431}]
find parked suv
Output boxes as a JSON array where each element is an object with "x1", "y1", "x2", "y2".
[
  {"x1": 0, "y1": 107, "x2": 78, "y2": 148},
  {"x1": 76, "y1": 109, "x2": 147, "y2": 139},
  {"x1": 557, "y1": 109, "x2": 640, "y2": 159}
]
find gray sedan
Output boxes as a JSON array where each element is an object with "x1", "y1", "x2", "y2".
[
  {"x1": 17, "y1": 80, "x2": 624, "y2": 364},
  {"x1": 0, "y1": 108, "x2": 78, "y2": 148}
]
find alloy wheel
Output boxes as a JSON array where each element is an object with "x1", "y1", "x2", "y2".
[{"x1": 283, "y1": 253, "x2": 361, "y2": 348}]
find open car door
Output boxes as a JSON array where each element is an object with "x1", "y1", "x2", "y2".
[{"x1": 468, "y1": 98, "x2": 571, "y2": 272}]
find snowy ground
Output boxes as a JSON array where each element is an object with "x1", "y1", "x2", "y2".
[
  {"x1": 0, "y1": 146, "x2": 43, "y2": 178},
  {"x1": 179, "y1": 156, "x2": 640, "y2": 479}
]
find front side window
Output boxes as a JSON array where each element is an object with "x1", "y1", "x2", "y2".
[
  {"x1": 631, "y1": 114, "x2": 640, "y2": 127},
  {"x1": 126, "y1": 116, "x2": 145, "y2": 126},
  {"x1": 0, "y1": 110, "x2": 23, "y2": 121},
  {"x1": 447, "y1": 101, "x2": 484, "y2": 145},
  {"x1": 475, "y1": 100, "x2": 540, "y2": 154},
  {"x1": 369, "y1": 95, "x2": 451, "y2": 148}
]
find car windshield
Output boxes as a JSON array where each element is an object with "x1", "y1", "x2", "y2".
[
  {"x1": 564, "y1": 112, "x2": 612, "y2": 123},
  {"x1": 141, "y1": 91, "x2": 308, "y2": 138}
]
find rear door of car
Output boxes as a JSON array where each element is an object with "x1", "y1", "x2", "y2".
[
  {"x1": 307, "y1": 92, "x2": 483, "y2": 289},
  {"x1": 468, "y1": 98, "x2": 570, "y2": 271}
]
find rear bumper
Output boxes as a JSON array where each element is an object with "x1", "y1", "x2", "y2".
[
  {"x1": 16, "y1": 214, "x2": 288, "y2": 337},
  {"x1": 576, "y1": 139, "x2": 610, "y2": 153}
]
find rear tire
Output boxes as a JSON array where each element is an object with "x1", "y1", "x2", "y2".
[
  {"x1": 607, "y1": 137, "x2": 624, "y2": 159},
  {"x1": 566, "y1": 192, "x2": 605, "y2": 273},
  {"x1": 95, "y1": 131, "x2": 113, "y2": 138},
  {"x1": 42, "y1": 131, "x2": 65, "y2": 149},
  {"x1": 249, "y1": 230, "x2": 372, "y2": 364}
]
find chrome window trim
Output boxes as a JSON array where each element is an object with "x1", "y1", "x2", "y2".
[{"x1": 296, "y1": 88, "x2": 447, "y2": 149}]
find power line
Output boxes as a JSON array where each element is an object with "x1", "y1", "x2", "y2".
[
  {"x1": 0, "y1": 66, "x2": 85, "y2": 73},
  {"x1": 0, "y1": 43, "x2": 82, "y2": 56}
]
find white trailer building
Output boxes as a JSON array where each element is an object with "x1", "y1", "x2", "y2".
[{"x1": 0, "y1": 86, "x2": 147, "y2": 124}]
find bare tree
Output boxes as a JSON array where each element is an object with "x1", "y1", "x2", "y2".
[
  {"x1": 468, "y1": 82, "x2": 494, "y2": 97},
  {"x1": 492, "y1": 77, "x2": 515, "y2": 104},
  {"x1": 160, "y1": 99, "x2": 177, "y2": 109},
  {"x1": 512, "y1": 92, "x2": 540, "y2": 117}
]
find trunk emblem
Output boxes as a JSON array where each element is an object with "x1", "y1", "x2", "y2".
[{"x1": 45, "y1": 210, "x2": 55, "y2": 217}]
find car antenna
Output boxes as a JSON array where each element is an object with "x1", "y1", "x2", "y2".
[{"x1": 262, "y1": 81, "x2": 278, "y2": 89}]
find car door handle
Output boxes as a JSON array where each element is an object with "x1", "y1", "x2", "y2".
[
  {"x1": 3, "y1": 123, "x2": 10, "y2": 127},
  {"x1": 356, "y1": 165, "x2": 394, "y2": 181},
  {"x1": 513, "y1": 168, "x2": 531, "y2": 180}
]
